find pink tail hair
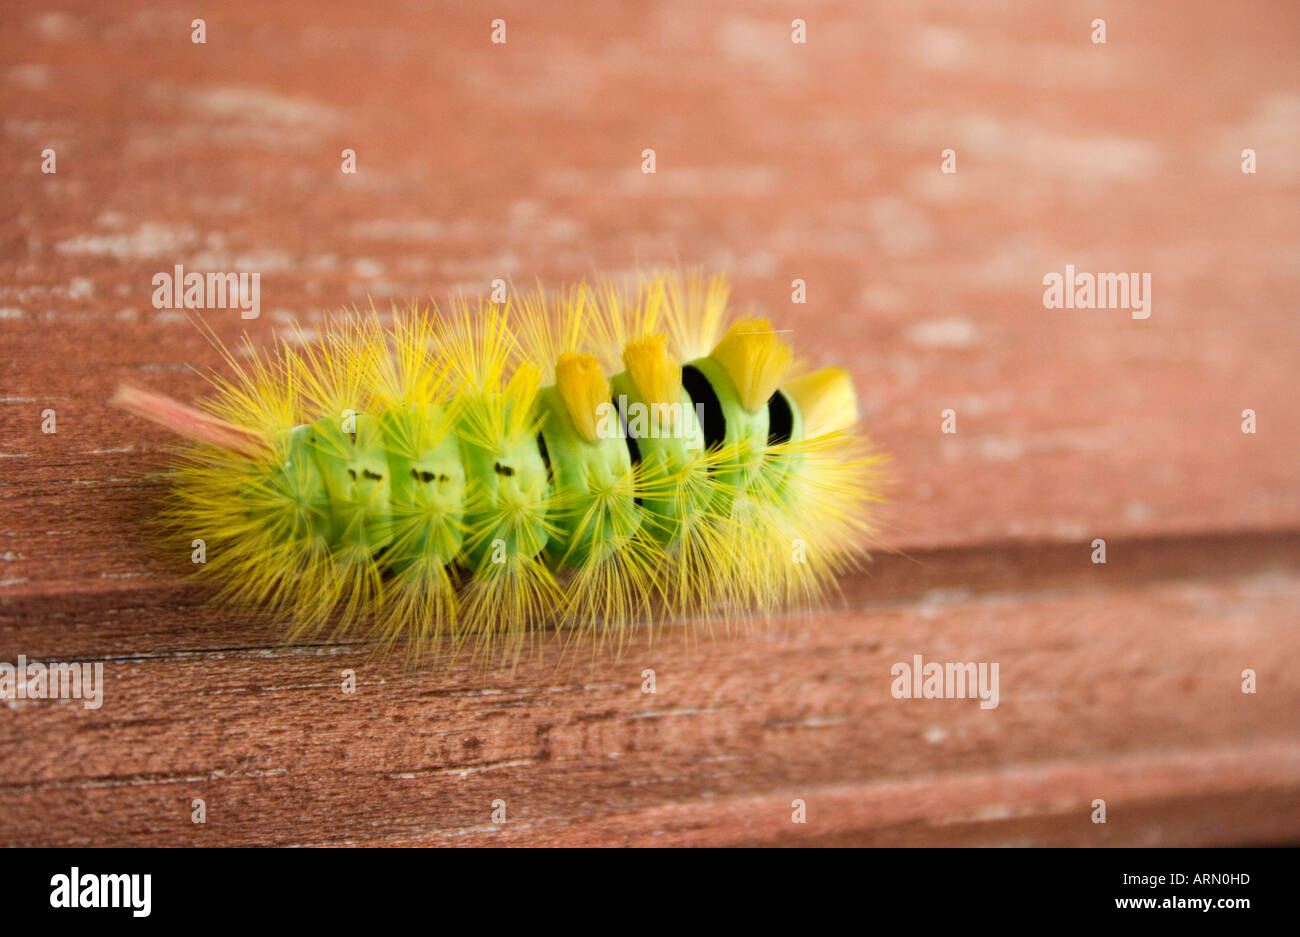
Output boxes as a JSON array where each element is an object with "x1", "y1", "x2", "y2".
[{"x1": 111, "y1": 384, "x2": 263, "y2": 457}]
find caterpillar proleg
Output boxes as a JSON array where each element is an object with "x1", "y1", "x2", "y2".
[{"x1": 114, "y1": 271, "x2": 886, "y2": 661}]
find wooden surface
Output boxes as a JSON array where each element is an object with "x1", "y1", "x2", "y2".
[{"x1": 2, "y1": 1, "x2": 1299, "y2": 846}]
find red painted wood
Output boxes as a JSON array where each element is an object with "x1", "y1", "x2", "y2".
[{"x1": 1, "y1": 0, "x2": 1297, "y2": 845}]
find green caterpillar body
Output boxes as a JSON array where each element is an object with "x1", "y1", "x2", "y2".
[
  {"x1": 262, "y1": 355, "x2": 804, "y2": 581},
  {"x1": 124, "y1": 276, "x2": 882, "y2": 659}
]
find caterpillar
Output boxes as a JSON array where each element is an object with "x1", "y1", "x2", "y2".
[{"x1": 113, "y1": 271, "x2": 886, "y2": 662}]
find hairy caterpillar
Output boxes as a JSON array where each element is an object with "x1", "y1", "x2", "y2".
[{"x1": 114, "y1": 271, "x2": 886, "y2": 661}]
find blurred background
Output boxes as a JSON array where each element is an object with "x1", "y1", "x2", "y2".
[{"x1": 1, "y1": 1, "x2": 1298, "y2": 846}]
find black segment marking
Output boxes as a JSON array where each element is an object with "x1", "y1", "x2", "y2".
[
  {"x1": 767, "y1": 390, "x2": 794, "y2": 446},
  {"x1": 682, "y1": 365, "x2": 725, "y2": 451},
  {"x1": 536, "y1": 433, "x2": 554, "y2": 485},
  {"x1": 624, "y1": 432, "x2": 642, "y2": 467},
  {"x1": 362, "y1": 469, "x2": 382, "y2": 481},
  {"x1": 612, "y1": 398, "x2": 643, "y2": 507},
  {"x1": 614, "y1": 397, "x2": 643, "y2": 467},
  {"x1": 494, "y1": 462, "x2": 515, "y2": 477}
]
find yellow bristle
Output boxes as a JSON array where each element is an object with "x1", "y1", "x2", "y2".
[
  {"x1": 515, "y1": 281, "x2": 590, "y2": 383},
  {"x1": 622, "y1": 333, "x2": 680, "y2": 408},
  {"x1": 661, "y1": 270, "x2": 730, "y2": 361},
  {"x1": 783, "y1": 367, "x2": 859, "y2": 437},
  {"x1": 709, "y1": 317, "x2": 794, "y2": 413},
  {"x1": 555, "y1": 352, "x2": 609, "y2": 444}
]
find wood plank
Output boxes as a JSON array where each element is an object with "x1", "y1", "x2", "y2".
[
  {"x1": 3, "y1": 569, "x2": 1297, "y2": 846},
  {"x1": 1, "y1": 0, "x2": 1298, "y2": 845}
]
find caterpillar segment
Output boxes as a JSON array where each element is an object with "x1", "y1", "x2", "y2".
[{"x1": 113, "y1": 273, "x2": 883, "y2": 661}]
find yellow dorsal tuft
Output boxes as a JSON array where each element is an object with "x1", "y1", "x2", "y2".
[
  {"x1": 783, "y1": 367, "x2": 858, "y2": 437},
  {"x1": 622, "y1": 333, "x2": 681, "y2": 408},
  {"x1": 709, "y1": 318, "x2": 794, "y2": 413},
  {"x1": 555, "y1": 352, "x2": 610, "y2": 444}
]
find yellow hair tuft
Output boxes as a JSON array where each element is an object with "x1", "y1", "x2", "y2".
[
  {"x1": 709, "y1": 317, "x2": 794, "y2": 413},
  {"x1": 783, "y1": 367, "x2": 859, "y2": 437},
  {"x1": 555, "y1": 352, "x2": 609, "y2": 444},
  {"x1": 622, "y1": 333, "x2": 681, "y2": 408}
]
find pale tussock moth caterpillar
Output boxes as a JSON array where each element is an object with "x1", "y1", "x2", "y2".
[{"x1": 114, "y1": 270, "x2": 887, "y2": 663}]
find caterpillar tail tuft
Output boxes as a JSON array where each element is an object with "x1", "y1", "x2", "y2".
[{"x1": 114, "y1": 271, "x2": 888, "y2": 662}]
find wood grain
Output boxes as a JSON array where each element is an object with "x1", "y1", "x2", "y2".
[{"x1": 1, "y1": 0, "x2": 1298, "y2": 845}]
